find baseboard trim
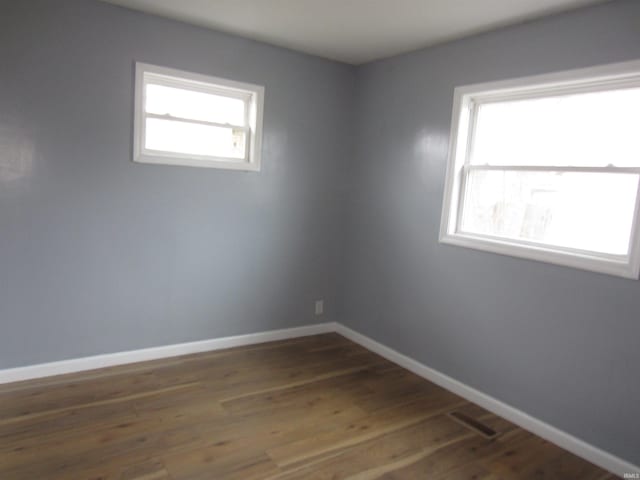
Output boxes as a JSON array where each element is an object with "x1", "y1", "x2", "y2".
[
  {"x1": 334, "y1": 323, "x2": 639, "y2": 478},
  {"x1": 1, "y1": 321, "x2": 636, "y2": 477},
  {"x1": 0, "y1": 323, "x2": 335, "y2": 385}
]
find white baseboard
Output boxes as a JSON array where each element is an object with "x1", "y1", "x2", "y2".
[
  {"x1": 0, "y1": 320, "x2": 636, "y2": 477},
  {"x1": 0, "y1": 323, "x2": 335, "y2": 385},
  {"x1": 334, "y1": 323, "x2": 639, "y2": 478}
]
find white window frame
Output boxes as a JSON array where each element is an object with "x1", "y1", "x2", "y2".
[
  {"x1": 133, "y1": 62, "x2": 264, "y2": 171},
  {"x1": 439, "y1": 60, "x2": 640, "y2": 279}
]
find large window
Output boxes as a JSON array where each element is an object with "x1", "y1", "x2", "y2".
[
  {"x1": 440, "y1": 61, "x2": 640, "y2": 278},
  {"x1": 134, "y1": 63, "x2": 264, "y2": 171}
]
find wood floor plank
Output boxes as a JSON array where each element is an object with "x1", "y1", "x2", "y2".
[
  {"x1": 262, "y1": 414, "x2": 474, "y2": 480},
  {"x1": 216, "y1": 364, "x2": 376, "y2": 405},
  {"x1": 482, "y1": 433, "x2": 610, "y2": 480},
  {"x1": 0, "y1": 399, "x2": 138, "y2": 444},
  {"x1": 219, "y1": 369, "x2": 376, "y2": 416},
  {"x1": 0, "y1": 382, "x2": 201, "y2": 429},
  {"x1": 120, "y1": 459, "x2": 174, "y2": 480},
  {"x1": 0, "y1": 334, "x2": 618, "y2": 480},
  {"x1": 162, "y1": 443, "x2": 280, "y2": 480},
  {"x1": 0, "y1": 370, "x2": 184, "y2": 419},
  {"x1": 265, "y1": 390, "x2": 467, "y2": 467},
  {"x1": 50, "y1": 457, "x2": 174, "y2": 480}
]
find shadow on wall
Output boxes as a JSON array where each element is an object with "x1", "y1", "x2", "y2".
[{"x1": 0, "y1": 124, "x2": 34, "y2": 183}]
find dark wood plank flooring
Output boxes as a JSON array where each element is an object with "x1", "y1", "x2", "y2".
[{"x1": 0, "y1": 333, "x2": 617, "y2": 479}]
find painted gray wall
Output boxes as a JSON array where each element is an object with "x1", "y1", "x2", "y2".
[
  {"x1": 340, "y1": 0, "x2": 640, "y2": 465},
  {"x1": 0, "y1": 0, "x2": 355, "y2": 368}
]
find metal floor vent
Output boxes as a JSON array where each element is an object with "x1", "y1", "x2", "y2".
[{"x1": 447, "y1": 411, "x2": 498, "y2": 439}]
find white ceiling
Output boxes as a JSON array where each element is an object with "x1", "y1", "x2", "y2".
[{"x1": 104, "y1": 0, "x2": 608, "y2": 64}]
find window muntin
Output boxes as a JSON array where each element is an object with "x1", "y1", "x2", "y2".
[
  {"x1": 134, "y1": 63, "x2": 264, "y2": 171},
  {"x1": 440, "y1": 62, "x2": 640, "y2": 278}
]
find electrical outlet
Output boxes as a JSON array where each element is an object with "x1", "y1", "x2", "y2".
[{"x1": 314, "y1": 300, "x2": 324, "y2": 315}]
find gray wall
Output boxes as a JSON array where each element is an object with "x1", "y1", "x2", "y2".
[
  {"x1": 340, "y1": 0, "x2": 640, "y2": 465},
  {"x1": 0, "y1": 0, "x2": 355, "y2": 368}
]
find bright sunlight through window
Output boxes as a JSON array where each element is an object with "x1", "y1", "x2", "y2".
[
  {"x1": 134, "y1": 63, "x2": 264, "y2": 171},
  {"x1": 440, "y1": 61, "x2": 640, "y2": 278}
]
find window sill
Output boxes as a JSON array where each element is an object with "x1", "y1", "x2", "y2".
[
  {"x1": 134, "y1": 152, "x2": 260, "y2": 172},
  {"x1": 439, "y1": 232, "x2": 639, "y2": 279}
]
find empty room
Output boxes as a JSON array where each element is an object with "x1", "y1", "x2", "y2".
[{"x1": 1, "y1": 0, "x2": 639, "y2": 478}]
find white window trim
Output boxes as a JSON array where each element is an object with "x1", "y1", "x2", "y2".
[
  {"x1": 439, "y1": 60, "x2": 640, "y2": 279},
  {"x1": 133, "y1": 62, "x2": 264, "y2": 172}
]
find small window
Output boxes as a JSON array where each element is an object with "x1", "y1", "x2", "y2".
[
  {"x1": 134, "y1": 63, "x2": 264, "y2": 171},
  {"x1": 440, "y1": 61, "x2": 640, "y2": 278}
]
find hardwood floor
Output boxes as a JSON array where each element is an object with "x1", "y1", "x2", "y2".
[{"x1": 0, "y1": 333, "x2": 617, "y2": 479}]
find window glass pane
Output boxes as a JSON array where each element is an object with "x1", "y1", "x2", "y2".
[
  {"x1": 460, "y1": 169, "x2": 639, "y2": 255},
  {"x1": 145, "y1": 84, "x2": 246, "y2": 126},
  {"x1": 145, "y1": 118, "x2": 246, "y2": 159},
  {"x1": 471, "y1": 87, "x2": 640, "y2": 167}
]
